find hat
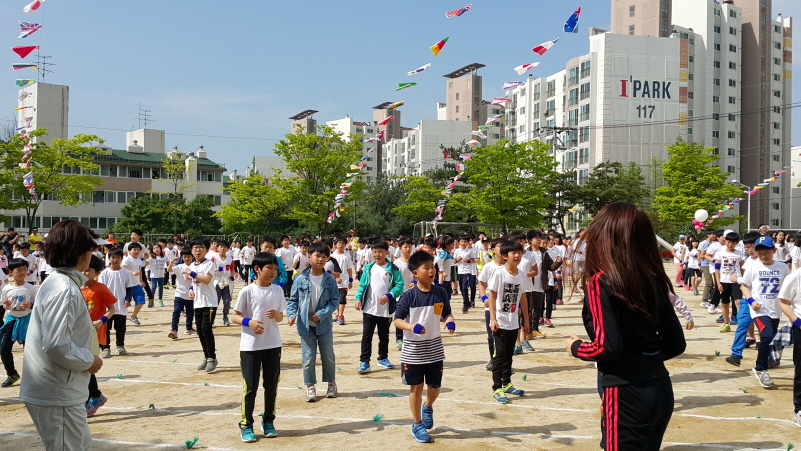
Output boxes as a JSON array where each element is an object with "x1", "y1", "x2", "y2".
[
  {"x1": 348, "y1": 229, "x2": 357, "y2": 235},
  {"x1": 678, "y1": 234, "x2": 685, "y2": 239},
  {"x1": 7, "y1": 227, "x2": 14, "y2": 232},
  {"x1": 705, "y1": 229, "x2": 716, "y2": 235},
  {"x1": 754, "y1": 236, "x2": 775, "y2": 249},
  {"x1": 93, "y1": 238, "x2": 113, "y2": 246},
  {"x1": 31, "y1": 227, "x2": 38, "y2": 231}
]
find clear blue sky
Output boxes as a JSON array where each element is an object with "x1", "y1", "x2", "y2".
[{"x1": 3, "y1": 0, "x2": 800, "y2": 174}]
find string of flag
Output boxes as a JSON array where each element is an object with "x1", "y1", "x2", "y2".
[
  {"x1": 432, "y1": 152, "x2": 474, "y2": 224},
  {"x1": 708, "y1": 170, "x2": 788, "y2": 223},
  {"x1": 327, "y1": 147, "x2": 376, "y2": 224}
]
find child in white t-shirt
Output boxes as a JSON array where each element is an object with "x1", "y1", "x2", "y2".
[
  {"x1": 778, "y1": 253, "x2": 801, "y2": 427},
  {"x1": 0, "y1": 258, "x2": 37, "y2": 387},
  {"x1": 98, "y1": 249, "x2": 135, "y2": 357},
  {"x1": 121, "y1": 243, "x2": 146, "y2": 325},
  {"x1": 714, "y1": 232, "x2": 746, "y2": 331},
  {"x1": 232, "y1": 252, "x2": 285, "y2": 441}
]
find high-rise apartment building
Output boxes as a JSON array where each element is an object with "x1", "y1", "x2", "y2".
[
  {"x1": 289, "y1": 110, "x2": 318, "y2": 134},
  {"x1": 611, "y1": 0, "x2": 673, "y2": 37},
  {"x1": 17, "y1": 82, "x2": 69, "y2": 144},
  {"x1": 326, "y1": 115, "x2": 382, "y2": 182},
  {"x1": 443, "y1": 63, "x2": 486, "y2": 131}
]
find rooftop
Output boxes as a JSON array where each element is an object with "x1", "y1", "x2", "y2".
[
  {"x1": 289, "y1": 110, "x2": 318, "y2": 120},
  {"x1": 93, "y1": 149, "x2": 225, "y2": 170},
  {"x1": 442, "y1": 63, "x2": 486, "y2": 79}
]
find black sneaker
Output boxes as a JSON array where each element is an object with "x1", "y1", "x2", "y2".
[
  {"x1": 461, "y1": 307, "x2": 469, "y2": 314},
  {"x1": 485, "y1": 361, "x2": 493, "y2": 371},
  {"x1": 725, "y1": 355, "x2": 741, "y2": 367},
  {"x1": 1, "y1": 374, "x2": 20, "y2": 388}
]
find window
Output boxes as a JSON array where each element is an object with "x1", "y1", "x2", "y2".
[
  {"x1": 688, "y1": 91, "x2": 694, "y2": 99},
  {"x1": 569, "y1": 67, "x2": 579, "y2": 85},
  {"x1": 773, "y1": 122, "x2": 781, "y2": 129},
  {"x1": 728, "y1": 96, "x2": 736, "y2": 104},
  {"x1": 714, "y1": 8, "x2": 721, "y2": 16},
  {"x1": 772, "y1": 203, "x2": 781, "y2": 210},
  {"x1": 774, "y1": 42, "x2": 781, "y2": 49},
  {"x1": 129, "y1": 168, "x2": 141, "y2": 179},
  {"x1": 772, "y1": 155, "x2": 780, "y2": 162},
  {"x1": 771, "y1": 219, "x2": 780, "y2": 227},
  {"x1": 579, "y1": 82, "x2": 590, "y2": 100},
  {"x1": 714, "y1": 78, "x2": 720, "y2": 86},
  {"x1": 712, "y1": 131, "x2": 720, "y2": 138},
  {"x1": 714, "y1": 60, "x2": 721, "y2": 68},
  {"x1": 773, "y1": 138, "x2": 781, "y2": 146},
  {"x1": 117, "y1": 192, "x2": 127, "y2": 203},
  {"x1": 728, "y1": 131, "x2": 736, "y2": 139},
  {"x1": 688, "y1": 127, "x2": 693, "y2": 135},
  {"x1": 714, "y1": 43, "x2": 721, "y2": 51},
  {"x1": 546, "y1": 99, "x2": 556, "y2": 116},
  {"x1": 92, "y1": 192, "x2": 105, "y2": 203},
  {"x1": 629, "y1": 5, "x2": 635, "y2": 16},
  {"x1": 773, "y1": 106, "x2": 781, "y2": 114},
  {"x1": 713, "y1": 113, "x2": 720, "y2": 120},
  {"x1": 568, "y1": 88, "x2": 579, "y2": 106},
  {"x1": 579, "y1": 147, "x2": 590, "y2": 164},
  {"x1": 727, "y1": 165, "x2": 736, "y2": 174},
  {"x1": 774, "y1": 57, "x2": 782, "y2": 65},
  {"x1": 580, "y1": 104, "x2": 590, "y2": 121},
  {"x1": 688, "y1": 73, "x2": 694, "y2": 81},
  {"x1": 562, "y1": 151, "x2": 577, "y2": 169},
  {"x1": 728, "y1": 62, "x2": 737, "y2": 69},
  {"x1": 773, "y1": 73, "x2": 781, "y2": 81},
  {"x1": 448, "y1": 82, "x2": 453, "y2": 89},
  {"x1": 118, "y1": 166, "x2": 128, "y2": 177},
  {"x1": 455, "y1": 92, "x2": 460, "y2": 100},
  {"x1": 729, "y1": 44, "x2": 737, "y2": 52},
  {"x1": 711, "y1": 147, "x2": 720, "y2": 155},
  {"x1": 714, "y1": 26, "x2": 721, "y2": 33},
  {"x1": 713, "y1": 95, "x2": 720, "y2": 103},
  {"x1": 689, "y1": 55, "x2": 694, "y2": 63},
  {"x1": 546, "y1": 81, "x2": 556, "y2": 97},
  {"x1": 729, "y1": 9, "x2": 737, "y2": 18},
  {"x1": 689, "y1": 37, "x2": 695, "y2": 45},
  {"x1": 579, "y1": 126, "x2": 589, "y2": 142},
  {"x1": 578, "y1": 169, "x2": 589, "y2": 185},
  {"x1": 100, "y1": 165, "x2": 110, "y2": 177},
  {"x1": 455, "y1": 105, "x2": 459, "y2": 113},
  {"x1": 775, "y1": 25, "x2": 782, "y2": 33},
  {"x1": 772, "y1": 186, "x2": 780, "y2": 194},
  {"x1": 727, "y1": 148, "x2": 736, "y2": 156},
  {"x1": 629, "y1": 25, "x2": 635, "y2": 35},
  {"x1": 729, "y1": 27, "x2": 737, "y2": 35},
  {"x1": 568, "y1": 109, "x2": 578, "y2": 126},
  {"x1": 728, "y1": 79, "x2": 737, "y2": 87},
  {"x1": 580, "y1": 60, "x2": 591, "y2": 78},
  {"x1": 520, "y1": 107, "x2": 525, "y2": 115},
  {"x1": 728, "y1": 114, "x2": 736, "y2": 121},
  {"x1": 774, "y1": 90, "x2": 781, "y2": 98},
  {"x1": 520, "y1": 88, "x2": 526, "y2": 96}
]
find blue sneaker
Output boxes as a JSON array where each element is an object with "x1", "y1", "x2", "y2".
[
  {"x1": 493, "y1": 389, "x2": 511, "y2": 404},
  {"x1": 503, "y1": 383, "x2": 525, "y2": 395},
  {"x1": 730, "y1": 316, "x2": 738, "y2": 325},
  {"x1": 715, "y1": 315, "x2": 724, "y2": 323},
  {"x1": 411, "y1": 422, "x2": 433, "y2": 443},
  {"x1": 261, "y1": 421, "x2": 277, "y2": 438},
  {"x1": 421, "y1": 402, "x2": 434, "y2": 429},
  {"x1": 377, "y1": 358, "x2": 395, "y2": 369},
  {"x1": 358, "y1": 362, "x2": 371, "y2": 374},
  {"x1": 85, "y1": 395, "x2": 107, "y2": 417},
  {"x1": 240, "y1": 427, "x2": 257, "y2": 443}
]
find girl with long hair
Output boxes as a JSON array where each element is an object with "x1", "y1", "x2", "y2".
[
  {"x1": 146, "y1": 244, "x2": 167, "y2": 307},
  {"x1": 566, "y1": 202, "x2": 686, "y2": 450}
]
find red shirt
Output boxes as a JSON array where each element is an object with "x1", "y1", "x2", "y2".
[{"x1": 81, "y1": 281, "x2": 117, "y2": 346}]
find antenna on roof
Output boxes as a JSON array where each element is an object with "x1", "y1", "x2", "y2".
[{"x1": 137, "y1": 103, "x2": 154, "y2": 129}]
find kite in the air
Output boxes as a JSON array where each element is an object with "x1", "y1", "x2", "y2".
[
  {"x1": 503, "y1": 81, "x2": 525, "y2": 90},
  {"x1": 467, "y1": 140, "x2": 480, "y2": 146},
  {"x1": 378, "y1": 116, "x2": 394, "y2": 126},
  {"x1": 13, "y1": 63, "x2": 38, "y2": 70},
  {"x1": 12, "y1": 46, "x2": 39, "y2": 59},
  {"x1": 533, "y1": 38, "x2": 559, "y2": 55},
  {"x1": 514, "y1": 62, "x2": 539, "y2": 75},
  {"x1": 430, "y1": 37, "x2": 449, "y2": 57},
  {"x1": 472, "y1": 130, "x2": 486, "y2": 139},
  {"x1": 408, "y1": 63, "x2": 431, "y2": 76},
  {"x1": 16, "y1": 79, "x2": 35, "y2": 87},
  {"x1": 564, "y1": 7, "x2": 582, "y2": 33},
  {"x1": 14, "y1": 106, "x2": 33, "y2": 110},
  {"x1": 387, "y1": 101, "x2": 405, "y2": 109},
  {"x1": 396, "y1": 82, "x2": 417, "y2": 91},
  {"x1": 485, "y1": 114, "x2": 502, "y2": 125},
  {"x1": 18, "y1": 21, "x2": 42, "y2": 38},
  {"x1": 445, "y1": 4, "x2": 472, "y2": 18},
  {"x1": 491, "y1": 97, "x2": 512, "y2": 105},
  {"x1": 375, "y1": 130, "x2": 385, "y2": 140},
  {"x1": 23, "y1": 0, "x2": 45, "y2": 13},
  {"x1": 478, "y1": 125, "x2": 493, "y2": 130}
]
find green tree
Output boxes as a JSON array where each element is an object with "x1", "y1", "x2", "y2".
[
  {"x1": 462, "y1": 140, "x2": 557, "y2": 230},
  {"x1": 110, "y1": 195, "x2": 172, "y2": 233},
  {"x1": 654, "y1": 140, "x2": 743, "y2": 229},
  {"x1": 575, "y1": 161, "x2": 648, "y2": 216},
  {"x1": 152, "y1": 151, "x2": 195, "y2": 234},
  {"x1": 273, "y1": 125, "x2": 366, "y2": 234},
  {"x1": 392, "y1": 176, "x2": 443, "y2": 225},
  {"x1": 348, "y1": 175, "x2": 411, "y2": 237},
  {"x1": 542, "y1": 171, "x2": 580, "y2": 234},
  {"x1": 215, "y1": 174, "x2": 293, "y2": 235},
  {"x1": 0, "y1": 130, "x2": 104, "y2": 231},
  {"x1": 178, "y1": 196, "x2": 222, "y2": 235}
]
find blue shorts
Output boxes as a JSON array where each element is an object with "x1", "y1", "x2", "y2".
[
  {"x1": 131, "y1": 285, "x2": 146, "y2": 305},
  {"x1": 401, "y1": 361, "x2": 443, "y2": 388}
]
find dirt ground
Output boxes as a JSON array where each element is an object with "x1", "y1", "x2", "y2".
[{"x1": 1, "y1": 263, "x2": 799, "y2": 450}]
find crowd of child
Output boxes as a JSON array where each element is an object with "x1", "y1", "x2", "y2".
[{"x1": 2, "y1": 221, "x2": 801, "y2": 447}]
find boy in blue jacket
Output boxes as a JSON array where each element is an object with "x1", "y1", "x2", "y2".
[
  {"x1": 288, "y1": 242, "x2": 340, "y2": 403},
  {"x1": 354, "y1": 240, "x2": 405, "y2": 374}
]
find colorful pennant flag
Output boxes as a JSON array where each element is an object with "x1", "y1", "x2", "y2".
[
  {"x1": 387, "y1": 101, "x2": 405, "y2": 109},
  {"x1": 564, "y1": 7, "x2": 582, "y2": 33},
  {"x1": 15, "y1": 79, "x2": 35, "y2": 87},
  {"x1": 23, "y1": 0, "x2": 45, "y2": 13},
  {"x1": 13, "y1": 63, "x2": 38, "y2": 70},
  {"x1": 445, "y1": 4, "x2": 472, "y2": 18},
  {"x1": 430, "y1": 37, "x2": 449, "y2": 57},
  {"x1": 503, "y1": 81, "x2": 525, "y2": 90},
  {"x1": 491, "y1": 97, "x2": 512, "y2": 105},
  {"x1": 407, "y1": 63, "x2": 431, "y2": 76},
  {"x1": 532, "y1": 38, "x2": 559, "y2": 55},
  {"x1": 18, "y1": 21, "x2": 42, "y2": 39},
  {"x1": 12, "y1": 46, "x2": 39, "y2": 59},
  {"x1": 378, "y1": 116, "x2": 394, "y2": 126},
  {"x1": 514, "y1": 62, "x2": 539, "y2": 75},
  {"x1": 396, "y1": 82, "x2": 417, "y2": 91}
]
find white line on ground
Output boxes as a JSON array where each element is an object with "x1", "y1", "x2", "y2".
[{"x1": 0, "y1": 430, "x2": 238, "y2": 451}]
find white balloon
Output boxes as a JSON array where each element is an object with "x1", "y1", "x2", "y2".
[{"x1": 694, "y1": 209, "x2": 709, "y2": 222}]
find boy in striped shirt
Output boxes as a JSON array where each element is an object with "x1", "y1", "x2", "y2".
[{"x1": 394, "y1": 250, "x2": 455, "y2": 443}]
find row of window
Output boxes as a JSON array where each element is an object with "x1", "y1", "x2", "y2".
[
  {"x1": 7, "y1": 216, "x2": 119, "y2": 230},
  {"x1": 68, "y1": 164, "x2": 224, "y2": 183}
]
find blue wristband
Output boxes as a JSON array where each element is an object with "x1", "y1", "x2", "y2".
[
  {"x1": 100, "y1": 316, "x2": 108, "y2": 324},
  {"x1": 242, "y1": 317, "x2": 251, "y2": 327},
  {"x1": 349, "y1": 278, "x2": 353, "y2": 283},
  {"x1": 793, "y1": 318, "x2": 801, "y2": 329},
  {"x1": 413, "y1": 324, "x2": 424, "y2": 334},
  {"x1": 446, "y1": 321, "x2": 456, "y2": 331},
  {"x1": 188, "y1": 286, "x2": 193, "y2": 290},
  {"x1": 218, "y1": 267, "x2": 223, "y2": 271},
  {"x1": 189, "y1": 271, "x2": 198, "y2": 279},
  {"x1": 327, "y1": 270, "x2": 331, "y2": 274},
  {"x1": 746, "y1": 297, "x2": 755, "y2": 305},
  {"x1": 412, "y1": 281, "x2": 418, "y2": 284},
  {"x1": 229, "y1": 276, "x2": 235, "y2": 281},
  {"x1": 481, "y1": 295, "x2": 489, "y2": 302}
]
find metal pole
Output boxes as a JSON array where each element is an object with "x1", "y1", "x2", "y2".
[{"x1": 747, "y1": 190, "x2": 751, "y2": 232}]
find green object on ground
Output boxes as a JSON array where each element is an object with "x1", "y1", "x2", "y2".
[
  {"x1": 184, "y1": 437, "x2": 199, "y2": 449},
  {"x1": 171, "y1": 358, "x2": 178, "y2": 363},
  {"x1": 117, "y1": 374, "x2": 124, "y2": 379},
  {"x1": 742, "y1": 389, "x2": 747, "y2": 393},
  {"x1": 756, "y1": 414, "x2": 761, "y2": 418},
  {"x1": 203, "y1": 382, "x2": 208, "y2": 386},
  {"x1": 296, "y1": 384, "x2": 302, "y2": 389},
  {"x1": 377, "y1": 392, "x2": 398, "y2": 397},
  {"x1": 522, "y1": 375, "x2": 528, "y2": 381},
  {"x1": 786, "y1": 443, "x2": 794, "y2": 451},
  {"x1": 715, "y1": 351, "x2": 720, "y2": 356},
  {"x1": 373, "y1": 414, "x2": 384, "y2": 422},
  {"x1": 148, "y1": 403, "x2": 155, "y2": 409}
]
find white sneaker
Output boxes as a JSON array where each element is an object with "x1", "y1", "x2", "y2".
[
  {"x1": 708, "y1": 305, "x2": 716, "y2": 314},
  {"x1": 306, "y1": 385, "x2": 317, "y2": 403},
  {"x1": 793, "y1": 411, "x2": 801, "y2": 428},
  {"x1": 700, "y1": 301, "x2": 710, "y2": 308},
  {"x1": 715, "y1": 307, "x2": 723, "y2": 313}
]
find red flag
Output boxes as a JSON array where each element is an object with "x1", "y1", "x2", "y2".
[{"x1": 12, "y1": 46, "x2": 39, "y2": 59}]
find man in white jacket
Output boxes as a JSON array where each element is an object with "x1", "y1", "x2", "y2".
[{"x1": 21, "y1": 220, "x2": 105, "y2": 451}]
